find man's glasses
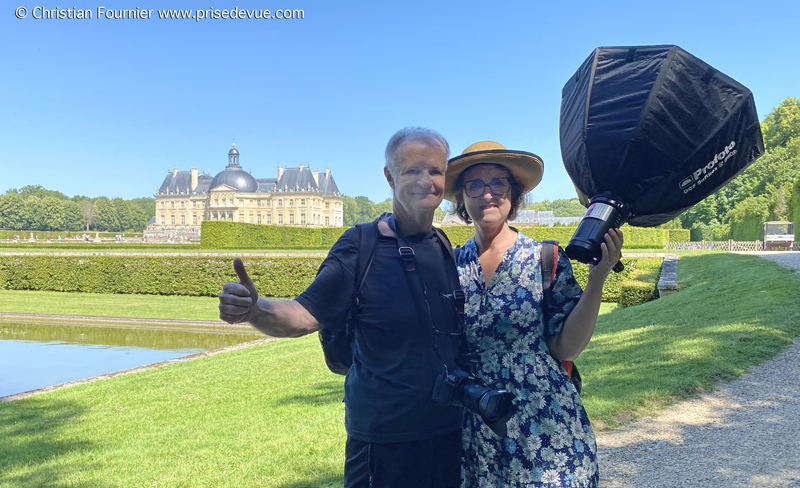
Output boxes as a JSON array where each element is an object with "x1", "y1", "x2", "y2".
[{"x1": 463, "y1": 178, "x2": 510, "y2": 198}]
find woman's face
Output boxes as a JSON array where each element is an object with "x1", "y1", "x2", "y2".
[{"x1": 461, "y1": 164, "x2": 513, "y2": 228}]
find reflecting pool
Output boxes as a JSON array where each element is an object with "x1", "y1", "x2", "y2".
[{"x1": 0, "y1": 322, "x2": 260, "y2": 398}]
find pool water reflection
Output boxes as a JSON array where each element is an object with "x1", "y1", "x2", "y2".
[{"x1": 0, "y1": 322, "x2": 260, "y2": 398}]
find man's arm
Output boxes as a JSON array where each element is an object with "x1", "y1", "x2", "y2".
[{"x1": 219, "y1": 258, "x2": 321, "y2": 338}]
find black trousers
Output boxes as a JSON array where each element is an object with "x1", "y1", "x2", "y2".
[{"x1": 344, "y1": 430, "x2": 461, "y2": 488}]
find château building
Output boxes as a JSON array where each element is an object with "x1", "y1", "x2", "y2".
[{"x1": 150, "y1": 144, "x2": 344, "y2": 231}]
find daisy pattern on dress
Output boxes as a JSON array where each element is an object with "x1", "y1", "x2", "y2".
[{"x1": 458, "y1": 233, "x2": 599, "y2": 488}]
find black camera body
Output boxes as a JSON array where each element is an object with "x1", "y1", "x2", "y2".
[{"x1": 432, "y1": 362, "x2": 515, "y2": 437}]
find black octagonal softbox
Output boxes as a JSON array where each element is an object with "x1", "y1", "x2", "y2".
[{"x1": 560, "y1": 45, "x2": 764, "y2": 264}]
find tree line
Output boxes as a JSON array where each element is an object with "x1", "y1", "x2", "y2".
[
  {"x1": 675, "y1": 97, "x2": 800, "y2": 240},
  {"x1": 0, "y1": 186, "x2": 155, "y2": 232},
  {"x1": 341, "y1": 195, "x2": 589, "y2": 227}
]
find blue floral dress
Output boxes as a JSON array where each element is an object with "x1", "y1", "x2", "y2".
[{"x1": 457, "y1": 232, "x2": 599, "y2": 488}]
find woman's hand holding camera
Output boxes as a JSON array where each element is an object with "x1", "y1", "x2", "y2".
[{"x1": 588, "y1": 228, "x2": 624, "y2": 281}]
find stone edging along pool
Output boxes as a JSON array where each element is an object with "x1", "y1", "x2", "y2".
[
  {"x1": 0, "y1": 311, "x2": 261, "y2": 334},
  {"x1": 0, "y1": 336, "x2": 279, "y2": 403}
]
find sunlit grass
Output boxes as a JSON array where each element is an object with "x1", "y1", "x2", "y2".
[
  {"x1": 0, "y1": 290, "x2": 287, "y2": 320},
  {"x1": 0, "y1": 337, "x2": 345, "y2": 487},
  {"x1": 578, "y1": 252, "x2": 800, "y2": 427},
  {"x1": 1, "y1": 252, "x2": 799, "y2": 486}
]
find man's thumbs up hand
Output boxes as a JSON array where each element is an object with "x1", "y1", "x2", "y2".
[{"x1": 219, "y1": 258, "x2": 260, "y2": 324}]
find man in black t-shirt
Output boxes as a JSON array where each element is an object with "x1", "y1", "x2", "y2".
[{"x1": 218, "y1": 127, "x2": 463, "y2": 488}]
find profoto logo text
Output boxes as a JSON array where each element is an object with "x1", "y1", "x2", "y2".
[{"x1": 679, "y1": 141, "x2": 737, "y2": 194}]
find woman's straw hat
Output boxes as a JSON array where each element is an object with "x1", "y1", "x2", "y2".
[{"x1": 444, "y1": 141, "x2": 544, "y2": 201}]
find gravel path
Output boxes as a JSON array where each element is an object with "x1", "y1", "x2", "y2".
[{"x1": 596, "y1": 252, "x2": 800, "y2": 488}]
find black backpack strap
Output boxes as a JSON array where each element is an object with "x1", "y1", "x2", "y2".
[
  {"x1": 541, "y1": 240, "x2": 558, "y2": 313},
  {"x1": 348, "y1": 220, "x2": 379, "y2": 332},
  {"x1": 318, "y1": 220, "x2": 379, "y2": 375}
]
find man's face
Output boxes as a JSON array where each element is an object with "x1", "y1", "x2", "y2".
[{"x1": 385, "y1": 140, "x2": 446, "y2": 214}]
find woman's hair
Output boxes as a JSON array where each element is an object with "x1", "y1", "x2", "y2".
[{"x1": 452, "y1": 163, "x2": 526, "y2": 224}]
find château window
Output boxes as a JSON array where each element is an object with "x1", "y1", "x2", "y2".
[
  {"x1": 325, "y1": 202, "x2": 330, "y2": 209},
  {"x1": 257, "y1": 214, "x2": 261, "y2": 224},
  {"x1": 181, "y1": 201, "x2": 185, "y2": 208},
  {"x1": 301, "y1": 213, "x2": 306, "y2": 224},
  {"x1": 161, "y1": 215, "x2": 165, "y2": 225},
  {"x1": 325, "y1": 216, "x2": 330, "y2": 226},
  {"x1": 301, "y1": 199, "x2": 306, "y2": 206},
  {"x1": 181, "y1": 215, "x2": 185, "y2": 225},
  {"x1": 215, "y1": 199, "x2": 220, "y2": 206},
  {"x1": 278, "y1": 214, "x2": 283, "y2": 224},
  {"x1": 239, "y1": 199, "x2": 244, "y2": 206},
  {"x1": 289, "y1": 199, "x2": 294, "y2": 207},
  {"x1": 278, "y1": 199, "x2": 283, "y2": 206},
  {"x1": 161, "y1": 202, "x2": 165, "y2": 208},
  {"x1": 266, "y1": 214, "x2": 271, "y2": 224},
  {"x1": 171, "y1": 215, "x2": 175, "y2": 225},
  {"x1": 171, "y1": 201, "x2": 175, "y2": 208},
  {"x1": 193, "y1": 215, "x2": 197, "y2": 225},
  {"x1": 289, "y1": 214, "x2": 295, "y2": 224}
]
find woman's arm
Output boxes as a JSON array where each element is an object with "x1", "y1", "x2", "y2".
[{"x1": 548, "y1": 228, "x2": 623, "y2": 361}]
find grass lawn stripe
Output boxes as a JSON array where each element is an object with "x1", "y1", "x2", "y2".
[{"x1": 1, "y1": 252, "x2": 798, "y2": 486}]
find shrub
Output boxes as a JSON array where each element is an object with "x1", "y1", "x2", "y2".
[
  {"x1": 205, "y1": 222, "x2": 677, "y2": 250},
  {"x1": 620, "y1": 279, "x2": 658, "y2": 307},
  {"x1": 200, "y1": 221, "x2": 347, "y2": 249},
  {"x1": 0, "y1": 255, "x2": 324, "y2": 298}
]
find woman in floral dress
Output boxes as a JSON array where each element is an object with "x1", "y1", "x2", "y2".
[{"x1": 444, "y1": 141, "x2": 623, "y2": 488}]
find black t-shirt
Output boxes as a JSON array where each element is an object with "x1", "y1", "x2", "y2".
[{"x1": 295, "y1": 218, "x2": 462, "y2": 443}]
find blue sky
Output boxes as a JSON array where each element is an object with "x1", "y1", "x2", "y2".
[{"x1": 2, "y1": 0, "x2": 798, "y2": 206}]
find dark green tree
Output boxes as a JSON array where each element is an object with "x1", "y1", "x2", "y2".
[
  {"x1": 761, "y1": 97, "x2": 800, "y2": 149},
  {"x1": 21, "y1": 197, "x2": 47, "y2": 231},
  {"x1": 729, "y1": 195, "x2": 771, "y2": 240},
  {"x1": 93, "y1": 197, "x2": 119, "y2": 231},
  {"x1": 343, "y1": 195, "x2": 380, "y2": 226},
  {"x1": 41, "y1": 196, "x2": 66, "y2": 231},
  {"x1": 63, "y1": 200, "x2": 84, "y2": 231},
  {"x1": 526, "y1": 198, "x2": 586, "y2": 217},
  {"x1": 0, "y1": 193, "x2": 25, "y2": 230}
]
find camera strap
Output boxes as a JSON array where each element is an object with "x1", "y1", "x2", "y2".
[{"x1": 391, "y1": 216, "x2": 465, "y2": 365}]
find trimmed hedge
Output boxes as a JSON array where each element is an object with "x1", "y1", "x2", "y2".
[
  {"x1": 664, "y1": 228, "x2": 690, "y2": 242},
  {"x1": 0, "y1": 256, "x2": 323, "y2": 298},
  {"x1": 200, "y1": 221, "x2": 347, "y2": 249},
  {"x1": 619, "y1": 280, "x2": 658, "y2": 308},
  {"x1": 572, "y1": 257, "x2": 663, "y2": 303},
  {"x1": 0, "y1": 255, "x2": 666, "y2": 303},
  {"x1": 201, "y1": 221, "x2": 688, "y2": 250},
  {"x1": 619, "y1": 265, "x2": 662, "y2": 308}
]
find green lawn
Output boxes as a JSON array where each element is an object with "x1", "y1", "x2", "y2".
[
  {"x1": 0, "y1": 290, "x2": 289, "y2": 320},
  {"x1": 580, "y1": 251, "x2": 800, "y2": 426},
  {"x1": 0, "y1": 290, "x2": 223, "y2": 320},
  {"x1": 1, "y1": 252, "x2": 799, "y2": 486}
]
